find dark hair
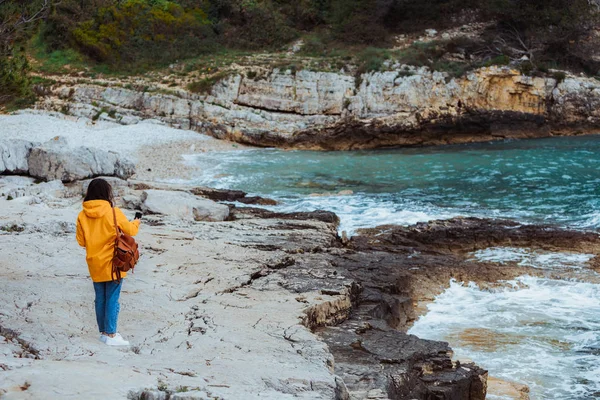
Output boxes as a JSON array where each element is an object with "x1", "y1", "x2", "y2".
[{"x1": 84, "y1": 178, "x2": 114, "y2": 206}]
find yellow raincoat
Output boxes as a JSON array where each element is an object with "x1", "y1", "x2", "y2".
[{"x1": 76, "y1": 200, "x2": 140, "y2": 282}]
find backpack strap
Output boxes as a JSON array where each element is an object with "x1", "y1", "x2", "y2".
[{"x1": 111, "y1": 207, "x2": 122, "y2": 283}]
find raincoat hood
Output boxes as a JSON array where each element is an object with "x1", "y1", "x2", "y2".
[{"x1": 82, "y1": 200, "x2": 111, "y2": 219}]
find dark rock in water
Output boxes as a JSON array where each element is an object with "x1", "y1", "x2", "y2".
[
  {"x1": 237, "y1": 196, "x2": 278, "y2": 206},
  {"x1": 191, "y1": 186, "x2": 247, "y2": 201},
  {"x1": 354, "y1": 217, "x2": 600, "y2": 254},
  {"x1": 191, "y1": 186, "x2": 277, "y2": 205},
  {"x1": 233, "y1": 207, "x2": 341, "y2": 226}
]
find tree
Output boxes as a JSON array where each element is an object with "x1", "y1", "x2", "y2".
[
  {"x1": 0, "y1": 0, "x2": 52, "y2": 107},
  {"x1": 0, "y1": 0, "x2": 51, "y2": 55},
  {"x1": 483, "y1": 0, "x2": 599, "y2": 70}
]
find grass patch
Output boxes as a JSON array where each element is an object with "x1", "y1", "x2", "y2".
[
  {"x1": 187, "y1": 72, "x2": 232, "y2": 95},
  {"x1": 28, "y1": 32, "x2": 86, "y2": 74},
  {"x1": 356, "y1": 47, "x2": 390, "y2": 74},
  {"x1": 35, "y1": 49, "x2": 84, "y2": 74},
  {"x1": 432, "y1": 60, "x2": 470, "y2": 78},
  {"x1": 183, "y1": 49, "x2": 252, "y2": 75},
  {"x1": 482, "y1": 55, "x2": 511, "y2": 68},
  {"x1": 30, "y1": 76, "x2": 57, "y2": 85}
]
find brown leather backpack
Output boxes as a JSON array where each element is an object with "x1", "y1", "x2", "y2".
[{"x1": 112, "y1": 208, "x2": 140, "y2": 282}]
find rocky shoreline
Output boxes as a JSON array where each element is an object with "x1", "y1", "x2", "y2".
[
  {"x1": 2, "y1": 179, "x2": 600, "y2": 398},
  {"x1": 33, "y1": 65, "x2": 600, "y2": 151},
  {"x1": 2, "y1": 113, "x2": 600, "y2": 399}
]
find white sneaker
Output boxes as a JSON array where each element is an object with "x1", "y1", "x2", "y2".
[
  {"x1": 104, "y1": 335, "x2": 130, "y2": 346},
  {"x1": 99, "y1": 334, "x2": 108, "y2": 343}
]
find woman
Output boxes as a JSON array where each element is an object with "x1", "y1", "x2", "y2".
[{"x1": 76, "y1": 178, "x2": 140, "y2": 346}]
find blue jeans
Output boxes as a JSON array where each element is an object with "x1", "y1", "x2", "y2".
[{"x1": 93, "y1": 281, "x2": 122, "y2": 335}]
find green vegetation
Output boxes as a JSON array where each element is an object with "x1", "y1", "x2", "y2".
[
  {"x1": 71, "y1": 1, "x2": 216, "y2": 68},
  {"x1": 0, "y1": 0, "x2": 598, "y2": 108},
  {"x1": 1, "y1": 224, "x2": 24, "y2": 232},
  {"x1": 552, "y1": 71, "x2": 567, "y2": 83},
  {"x1": 0, "y1": 0, "x2": 50, "y2": 108},
  {"x1": 0, "y1": 51, "x2": 36, "y2": 110},
  {"x1": 187, "y1": 71, "x2": 231, "y2": 94},
  {"x1": 29, "y1": 31, "x2": 85, "y2": 74}
]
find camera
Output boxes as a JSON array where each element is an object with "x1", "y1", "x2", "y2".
[{"x1": 135, "y1": 212, "x2": 143, "y2": 220}]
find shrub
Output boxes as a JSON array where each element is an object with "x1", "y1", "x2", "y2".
[
  {"x1": 483, "y1": 55, "x2": 510, "y2": 67},
  {"x1": 221, "y1": 1, "x2": 298, "y2": 50},
  {"x1": 552, "y1": 71, "x2": 567, "y2": 83},
  {"x1": 72, "y1": 0, "x2": 216, "y2": 68},
  {"x1": 382, "y1": 0, "x2": 481, "y2": 33},
  {"x1": 0, "y1": 51, "x2": 34, "y2": 108},
  {"x1": 330, "y1": 0, "x2": 389, "y2": 46},
  {"x1": 395, "y1": 46, "x2": 430, "y2": 68},
  {"x1": 519, "y1": 61, "x2": 534, "y2": 76},
  {"x1": 298, "y1": 34, "x2": 327, "y2": 57}
]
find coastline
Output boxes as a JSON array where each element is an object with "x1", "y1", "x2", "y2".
[
  {"x1": 2, "y1": 112, "x2": 600, "y2": 399},
  {"x1": 31, "y1": 66, "x2": 600, "y2": 151}
]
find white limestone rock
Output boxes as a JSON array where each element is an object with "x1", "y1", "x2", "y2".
[
  {"x1": 236, "y1": 70, "x2": 355, "y2": 115},
  {"x1": 28, "y1": 137, "x2": 135, "y2": 182},
  {"x1": 141, "y1": 189, "x2": 229, "y2": 222},
  {"x1": 6, "y1": 179, "x2": 65, "y2": 199},
  {"x1": 0, "y1": 139, "x2": 37, "y2": 174},
  {"x1": 552, "y1": 76, "x2": 600, "y2": 124}
]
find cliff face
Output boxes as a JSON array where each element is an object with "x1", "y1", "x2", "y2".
[{"x1": 36, "y1": 66, "x2": 600, "y2": 150}]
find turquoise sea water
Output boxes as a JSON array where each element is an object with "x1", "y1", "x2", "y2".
[{"x1": 190, "y1": 135, "x2": 600, "y2": 234}]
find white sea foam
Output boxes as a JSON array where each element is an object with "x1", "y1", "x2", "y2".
[
  {"x1": 409, "y1": 276, "x2": 600, "y2": 399},
  {"x1": 470, "y1": 247, "x2": 594, "y2": 269},
  {"x1": 578, "y1": 211, "x2": 600, "y2": 229},
  {"x1": 486, "y1": 395, "x2": 513, "y2": 400},
  {"x1": 263, "y1": 195, "x2": 462, "y2": 235}
]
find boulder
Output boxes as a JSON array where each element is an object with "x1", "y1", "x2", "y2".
[
  {"x1": 121, "y1": 194, "x2": 143, "y2": 210},
  {"x1": 141, "y1": 189, "x2": 229, "y2": 222},
  {"x1": 0, "y1": 139, "x2": 36, "y2": 174},
  {"x1": 28, "y1": 137, "x2": 135, "y2": 182}
]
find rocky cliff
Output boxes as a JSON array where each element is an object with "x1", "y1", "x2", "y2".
[{"x1": 36, "y1": 66, "x2": 600, "y2": 150}]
